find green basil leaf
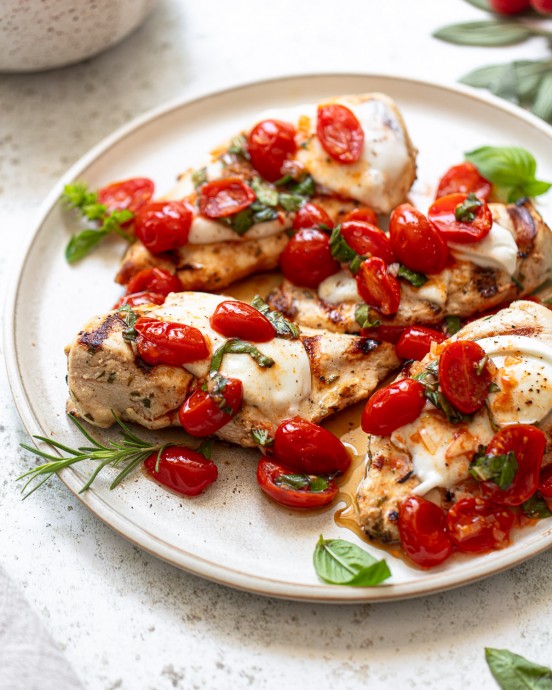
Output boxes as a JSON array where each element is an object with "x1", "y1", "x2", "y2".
[
  {"x1": 227, "y1": 134, "x2": 250, "y2": 160},
  {"x1": 313, "y1": 535, "x2": 391, "y2": 587},
  {"x1": 433, "y1": 21, "x2": 533, "y2": 47},
  {"x1": 455, "y1": 192, "x2": 484, "y2": 222},
  {"x1": 470, "y1": 447, "x2": 518, "y2": 489},
  {"x1": 192, "y1": 167, "x2": 208, "y2": 189},
  {"x1": 117, "y1": 304, "x2": 139, "y2": 343},
  {"x1": 223, "y1": 208, "x2": 255, "y2": 235},
  {"x1": 279, "y1": 192, "x2": 305, "y2": 212},
  {"x1": 250, "y1": 177, "x2": 279, "y2": 207},
  {"x1": 397, "y1": 264, "x2": 428, "y2": 288},
  {"x1": 65, "y1": 228, "x2": 108, "y2": 263},
  {"x1": 62, "y1": 182, "x2": 100, "y2": 215},
  {"x1": 210, "y1": 338, "x2": 275, "y2": 375},
  {"x1": 329, "y1": 225, "x2": 356, "y2": 262},
  {"x1": 463, "y1": 0, "x2": 491, "y2": 10},
  {"x1": 354, "y1": 303, "x2": 380, "y2": 329},
  {"x1": 250, "y1": 295, "x2": 300, "y2": 339},
  {"x1": 292, "y1": 174, "x2": 315, "y2": 197},
  {"x1": 196, "y1": 438, "x2": 214, "y2": 460},
  {"x1": 252, "y1": 206, "x2": 279, "y2": 223},
  {"x1": 532, "y1": 71, "x2": 552, "y2": 124},
  {"x1": 444, "y1": 315, "x2": 462, "y2": 336},
  {"x1": 275, "y1": 473, "x2": 310, "y2": 490},
  {"x1": 251, "y1": 428, "x2": 274, "y2": 447},
  {"x1": 460, "y1": 63, "x2": 519, "y2": 103},
  {"x1": 522, "y1": 492, "x2": 552, "y2": 519},
  {"x1": 485, "y1": 648, "x2": 552, "y2": 690}
]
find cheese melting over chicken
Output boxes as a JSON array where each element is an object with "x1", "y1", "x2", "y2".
[{"x1": 447, "y1": 221, "x2": 518, "y2": 276}]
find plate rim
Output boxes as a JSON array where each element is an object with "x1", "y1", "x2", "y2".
[{"x1": 5, "y1": 71, "x2": 552, "y2": 603}]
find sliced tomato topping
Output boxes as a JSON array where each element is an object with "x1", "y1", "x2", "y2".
[
  {"x1": 395, "y1": 326, "x2": 446, "y2": 361},
  {"x1": 482, "y1": 425, "x2": 546, "y2": 506},
  {"x1": 316, "y1": 104, "x2": 364, "y2": 164},
  {"x1": 538, "y1": 464, "x2": 552, "y2": 499},
  {"x1": 134, "y1": 200, "x2": 193, "y2": 254},
  {"x1": 113, "y1": 291, "x2": 166, "y2": 309},
  {"x1": 135, "y1": 317, "x2": 209, "y2": 366},
  {"x1": 360, "y1": 325, "x2": 406, "y2": 344},
  {"x1": 435, "y1": 162, "x2": 492, "y2": 200},
  {"x1": 428, "y1": 193, "x2": 493, "y2": 243},
  {"x1": 280, "y1": 227, "x2": 340, "y2": 289},
  {"x1": 355, "y1": 257, "x2": 401, "y2": 315},
  {"x1": 389, "y1": 204, "x2": 449, "y2": 274},
  {"x1": 342, "y1": 206, "x2": 378, "y2": 226},
  {"x1": 361, "y1": 378, "x2": 426, "y2": 436},
  {"x1": 199, "y1": 177, "x2": 255, "y2": 219},
  {"x1": 209, "y1": 300, "x2": 275, "y2": 342},
  {"x1": 292, "y1": 202, "x2": 334, "y2": 231},
  {"x1": 178, "y1": 376, "x2": 243, "y2": 437},
  {"x1": 340, "y1": 220, "x2": 396, "y2": 263},
  {"x1": 398, "y1": 496, "x2": 453, "y2": 568},
  {"x1": 257, "y1": 459, "x2": 338, "y2": 509},
  {"x1": 126, "y1": 267, "x2": 183, "y2": 297},
  {"x1": 446, "y1": 497, "x2": 515, "y2": 553},
  {"x1": 247, "y1": 119, "x2": 297, "y2": 182},
  {"x1": 438, "y1": 340, "x2": 491, "y2": 414},
  {"x1": 144, "y1": 446, "x2": 218, "y2": 496},
  {"x1": 97, "y1": 177, "x2": 154, "y2": 215},
  {"x1": 273, "y1": 417, "x2": 351, "y2": 475}
]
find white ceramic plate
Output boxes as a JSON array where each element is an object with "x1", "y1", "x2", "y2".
[{"x1": 6, "y1": 74, "x2": 552, "y2": 603}]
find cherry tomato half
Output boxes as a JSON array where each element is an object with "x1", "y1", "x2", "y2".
[
  {"x1": 292, "y1": 202, "x2": 334, "y2": 231},
  {"x1": 126, "y1": 267, "x2": 183, "y2": 297},
  {"x1": 538, "y1": 464, "x2": 552, "y2": 499},
  {"x1": 257, "y1": 459, "x2": 338, "y2": 509},
  {"x1": 210, "y1": 300, "x2": 275, "y2": 342},
  {"x1": 316, "y1": 104, "x2": 364, "y2": 164},
  {"x1": 144, "y1": 446, "x2": 218, "y2": 496},
  {"x1": 199, "y1": 177, "x2": 255, "y2": 219},
  {"x1": 356, "y1": 257, "x2": 401, "y2": 316},
  {"x1": 360, "y1": 325, "x2": 405, "y2": 344},
  {"x1": 247, "y1": 119, "x2": 297, "y2": 182},
  {"x1": 340, "y1": 220, "x2": 396, "y2": 264},
  {"x1": 273, "y1": 417, "x2": 351, "y2": 475},
  {"x1": 446, "y1": 497, "x2": 515, "y2": 553},
  {"x1": 435, "y1": 162, "x2": 492, "y2": 201},
  {"x1": 490, "y1": 0, "x2": 530, "y2": 13},
  {"x1": 113, "y1": 291, "x2": 166, "y2": 309},
  {"x1": 135, "y1": 317, "x2": 209, "y2": 366},
  {"x1": 530, "y1": 0, "x2": 552, "y2": 13},
  {"x1": 97, "y1": 177, "x2": 154, "y2": 214},
  {"x1": 428, "y1": 193, "x2": 493, "y2": 244},
  {"x1": 398, "y1": 496, "x2": 453, "y2": 568},
  {"x1": 482, "y1": 424, "x2": 546, "y2": 506},
  {"x1": 280, "y1": 228, "x2": 340, "y2": 288},
  {"x1": 389, "y1": 204, "x2": 449, "y2": 275},
  {"x1": 438, "y1": 340, "x2": 491, "y2": 414},
  {"x1": 178, "y1": 376, "x2": 243, "y2": 437},
  {"x1": 342, "y1": 206, "x2": 378, "y2": 227},
  {"x1": 134, "y1": 200, "x2": 193, "y2": 254},
  {"x1": 361, "y1": 378, "x2": 426, "y2": 436},
  {"x1": 395, "y1": 326, "x2": 446, "y2": 361}
]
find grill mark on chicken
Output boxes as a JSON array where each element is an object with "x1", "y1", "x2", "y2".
[
  {"x1": 509, "y1": 200, "x2": 536, "y2": 258},
  {"x1": 78, "y1": 314, "x2": 120, "y2": 354},
  {"x1": 474, "y1": 267, "x2": 499, "y2": 299},
  {"x1": 347, "y1": 337, "x2": 381, "y2": 356}
]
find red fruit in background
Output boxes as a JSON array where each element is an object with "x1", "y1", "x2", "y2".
[{"x1": 489, "y1": 0, "x2": 530, "y2": 13}]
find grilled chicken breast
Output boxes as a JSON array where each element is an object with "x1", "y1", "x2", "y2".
[
  {"x1": 356, "y1": 300, "x2": 552, "y2": 543},
  {"x1": 66, "y1": 292, "x2": 400, "y2": 447},
  {"x1": 267, "y1": 201, "x2": 552, "y2": 332}
]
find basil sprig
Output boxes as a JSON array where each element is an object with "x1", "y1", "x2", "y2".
[
  {"x1": 413, "y1": 360, "x2": 468, "y2": 424},
  {"x1": 444, "y1": 315, "x2": 462, "y2": 337},
  {"x1": 329, "y1": 225, "x2": 357, "y2": 263},
  {"x1": 275, "y1": 474, "x2": 329, "y2": 493},
  {"x1": 522, "y1": 492, "x2": 552, "y2": 519},
  {"x1": 251, "y1": 295, "x2": 300, "y2": 339},
  {"x1": 313, "y1": 535, "x2": 391, "y2": 587},
  {"x1": 455, "y1": 192, "x2": 484, "y2": 222},
  {"x1": 354, "y1": 303, "x2": 380, "y2": 330},
  {"x1": 397, "y1": 264, "x2": 428, "y2": 288},
  {"x1": 210, "y1": 338, "x2": 274, "y2": 375},
  {"x1": 469, "y1": 446, "x2": 518, "y2": 489},
  {"x1": 485, "y1": 648, "x2": 552, "y2": 690},
  {"x1": 117, "y1": 304, "x2": 139, "y2": 343}
]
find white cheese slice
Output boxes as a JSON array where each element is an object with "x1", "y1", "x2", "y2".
[
  {"x1": 448, "y1": 221, "x2": 518, "y2": 276},
  {"x1": 318, "y1": 271, "x2": 361, "y2": 305}
]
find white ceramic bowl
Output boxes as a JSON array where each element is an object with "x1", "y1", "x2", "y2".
[{"x1": 0, "y1": 0, "x2": 159, "y2": 72}]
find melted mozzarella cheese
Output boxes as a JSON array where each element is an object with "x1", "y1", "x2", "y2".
[
  {"x1": 318, "y1": 271, "x2": 361, "y2": 305},
  {"x1": 478, "y1": 334, "x2": 552, "y2": 425},
  {"x1": 410, "y1": 271, "x2": 450, "y2": 308},
  {"x1": 154, "y1": 292, "x2": 312, "y2": 420},
  {"x1": 448, "y1": 221, "x2": 518, "y2": 276}
]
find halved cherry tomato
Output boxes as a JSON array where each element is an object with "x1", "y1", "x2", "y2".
[
  {"x1": 398, "y1": 496, "x2": 453, "y2": 568},
  {"x1": 490, "y1": 0, "x2": 530, "y2": 13},
  {"x1": 361, "y1": 378, "x2": 426, "y2": 436},
  {"x1": 342, "y1": 207, "x2": 378, "y2": 226},
  {"x1": 126, "y1": 267, "x2": 183, "y2": 296},
  {"x1": 531, "y1": 0, "x2": 552, "y2": 14},
  {"x1": 199, "y1": 177, "x2": 255, "y2": 218},
  {"x1": 435, "y1": 162, "x2": 492, "y2": 200},
  {"x1": 356, "y1": 257, "x2": 401, "y2": 315},
  {"x1": 292, "y1": 202, "x2": 334, "y2": 231},
  {"x1": 389, "y1": 204, "x2": 449, "y2": 274},
  {"x1": 395, "y1": 326, "x2": 446, "y2": 361},
  {"x1": 113, "y1": 291, "x2": 166, "y2": 309},
  {"x1": 316, "y1": 104, "x2": 364, "y2": 164},
  {"x1": 538, "y1": 464, "x2": 552, "y2": 499},
  {"x1": 135, "y1": 317, "x2": 209, "y2": 366},
  {"x1": 98, "y1": 177, "x2": 154, "y2": 214},
  {"x1": 178, "y1": 376, "x2": 243, "y2": 437},
  {"x1": 273, "y1": 417, "x2": 351, "y2": 475},
  {"x1": 247, "y1": 119, "x2": 297, "y2": 182},
  {"x1": 428, "y1": 193, "x2": 493, "y2": 243},
  {"x1": 144, "y1": 446, "x2": 218, "y2": 496},
  {"x1": 446, "y1": 497, "x2": 515, "y2": 553},
  {"x1": 482, "y1": 424, "x2": 546, "y2": 506},
  {"x1": 280, "y1": 228, "x2": 340, "y2": 288},
  {"x1": 134, "y1": 200, "x2": 193, "y2": 254},
  {"x1": 257, "y1": 459, "x2": 338, "y2": 509},
  {"x1": 438, "y1": 340, "x2": 491, "y2": 414},
  {"x1": 340, "y1": 220, "x2": 396, "y2": 264},
  {"x1": 210, "y1": 300, "x2": 275, "y2": 342},
  {"x1": 360, "y1": 325, "x2": 405, "y2": 344}
]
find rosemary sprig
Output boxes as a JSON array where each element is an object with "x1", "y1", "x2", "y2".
[{"x1": 18, "y1": 413, "x2": 167, "y2": 499}]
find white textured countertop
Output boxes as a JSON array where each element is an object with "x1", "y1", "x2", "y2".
[{"x1": 1, "y1": 1, "x2": 552, "y2": 688}]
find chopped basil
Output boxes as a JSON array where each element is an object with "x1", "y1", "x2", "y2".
[
  {"x1": 250, "y1": 177, "x2": 279, "y2": 207},
  {"x1": 196, "y1": 438, "x2": 214, "y2": 460},
  {"x1": 469, "y1": 446, "x2": 518, "y2": 489},
  {"x1": 210, "y1": 338, "x2": 274, "y2": 375},
  {"x1": 191, "y1": 167, "x2": 208, "y2": 189},
  {"x1": 250, "y1": 295, "x2": 300, "y2": 339},
  {"x1": 117, "y1": 304, "x2": 139, "y2": 343},
  {"x1": 275, "y1": 473, "x2": 329, "y2": 492},
  {"x1": 454, "y1": 192, "x2": 483, "y2": 222},
  {"x1": 277, "y1": 174, "x2": 315, "y2": 211},
  {"x1": 485, "y1": 648, "x2": 552, "y2": 690},
  {"x1": 222, "y1": 208, "x2": 255, "y2": 235},
  {"x1": 227, "y1": 134, "x2": 250, "y2": 160},
  {"x1": 354, "y1": 303, "x2": 380, "y2": 330},
  {"x1": 329, "y1": 225, "x2": 356, "y2": 262},
  {"x1": 522, "y1": 492, "x2": 552, "y2": 519},
  {"x1": 292, "y1": 174, "x2": 315, "y2": 197},
  {"x1": 397, "y1": 264, "x2": 428, "y2": 288},
  {"x1": 489, "y1": 381, "x2": 501, "y2": 393},
  {"x1": 313, "y1": 535, "x2": 391, "y2": 587},
  {"x1": 444, "y1": 315, "x2": 462, "y2": 336},
  {"x1": 413, "y1": 360, "x2": 467, "y2": 424},
  {"x1": 202, "y1": 372, "x2": 233, "y2": 414},
  {"x1": 274, "y1": 173, "x2": 293, "y2": 187},
  {"x1": 251, "y1": 428, "x2": 274, "y2": 447},
  {"x1": 278, "y1": 192, "x2": 305, "y2": 212}
]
